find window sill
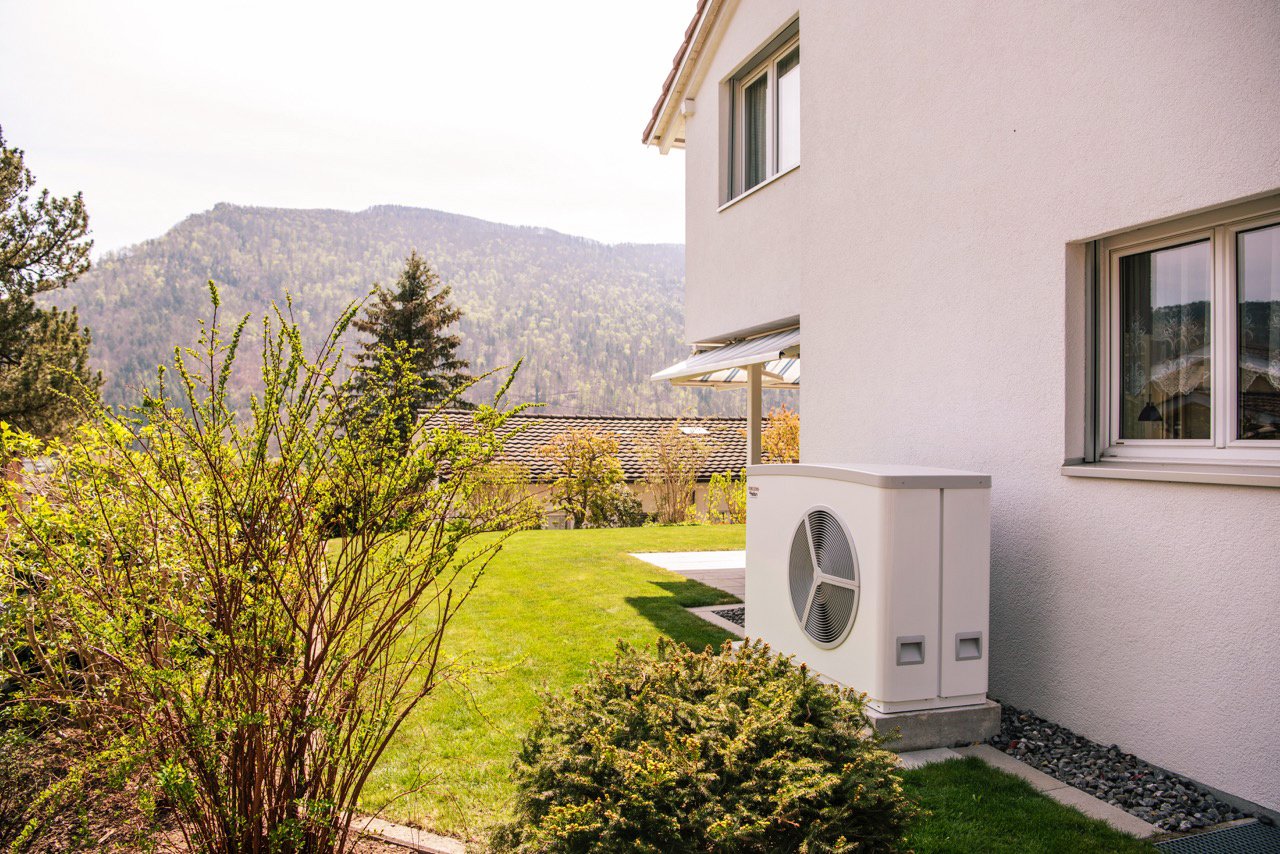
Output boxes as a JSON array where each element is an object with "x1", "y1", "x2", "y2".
[
  {"x1": 1060, "y1": 459, "x2": 1280, "y2": 488},
  {"x1": 718, "y1": 162, "x2": 800, "y2": 213}
]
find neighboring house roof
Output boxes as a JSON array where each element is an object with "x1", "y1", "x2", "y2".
[
  {"x1": 423, "y1": 409, "x2": 757, "y2": 483},
  {"x1": 643, "y1": 0, "x2": 720, "y2": 148}
]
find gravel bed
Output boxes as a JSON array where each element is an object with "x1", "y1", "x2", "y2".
[
  {"x1": 710, "y1": 606, "x2": 745, "y2": 627},
  {"x1": 991, "y1": 705, "x2": 1255, "y2": 833}
]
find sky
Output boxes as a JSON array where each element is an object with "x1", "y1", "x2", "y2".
[{"x1": 0, "y1": 0, "x2": 692, "y2": 256}]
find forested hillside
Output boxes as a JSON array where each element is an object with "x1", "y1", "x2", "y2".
[{"x1": 55, "y1": 204, "x2": 744, "y2": 417}]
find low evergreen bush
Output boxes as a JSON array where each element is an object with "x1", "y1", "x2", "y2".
[{"x1": 493, "y1": 639, "x2": 917, "y2": 853}]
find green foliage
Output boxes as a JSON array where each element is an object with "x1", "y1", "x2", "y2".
[
  {"x1": 464, "y1": 460, "x2": 543, "y2": 531},
  {"x1": 0, "y1": 126, "x2": 100, "y2": 441},
  {"x1": 702, "y1": 468, "x2": 747, "y2": 524},
  {"x1": 762, "y1": 405, "x2": 800, "y2": 463},
  {"x1": 537, "y1": 428, "x2": 641, "y2": 529},
  {"x1": 0, "y1": 126, "x2": 92, "y2": 303},
  {"x1": 351, "y1": 251, "x2": 472, "y2": 443},
  {"x1": 493, "y1": 639, "x2": 917, "y2": 853},
  {"x1": 57, "y1": 203, "x2": 793, "y2": 418},
  {"x1": 0, "y1": 304, "x2": 103, "y2": 440},
  {"x1": 0, "y1": 285, "x2": 529, "y2": 853}
]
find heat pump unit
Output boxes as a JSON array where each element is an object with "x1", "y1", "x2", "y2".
[{"x1": 746, "y1": 464, "x2": 991, "y2": 713}]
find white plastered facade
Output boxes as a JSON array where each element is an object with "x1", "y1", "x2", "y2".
[{"x1": 663, "y1": 0, "x2": 1280, "y2": 813}]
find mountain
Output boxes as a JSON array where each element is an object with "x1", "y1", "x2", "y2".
[{"x1": 55, "y1": 204, "x2": 746, "y2": 417}]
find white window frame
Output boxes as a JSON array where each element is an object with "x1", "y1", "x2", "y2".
[
  {"x1": 726, "y1": 32, "x2": 799, "y2": 204},
  {"x1": 1096, "y1": 194, "x2": 1280, "y2": 465}
]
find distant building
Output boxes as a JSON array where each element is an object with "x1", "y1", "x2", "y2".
[{"x1": 421, "y1": 409, "x2": 758, "y2": 527}]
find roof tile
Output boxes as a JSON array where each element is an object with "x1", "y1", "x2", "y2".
[{"x1": 423, "y1": 409, "x2": 761, "y2": 482}]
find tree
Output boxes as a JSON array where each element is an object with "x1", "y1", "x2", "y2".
[
  {"x1": 537, "y1": 427, "x2": 641, "y2": 528},
  {"x1": 638, "y1": 421, "x2": 710, "y2": 523},
  {"x1": 0, "y1": 305, "x2": 101, "y2": 439},
  {"x1": 0, "y1": 286, "x2": 527, "y2": 852},
  {"x1": 0, "y1": 126, "x2": 100, "y2": 440},
  {"x1": 762, "y1": 405, "x2": 800, "y2": 463},
  {"x1": 351, "y1": 251, "x2": 471, "y2": 442}
]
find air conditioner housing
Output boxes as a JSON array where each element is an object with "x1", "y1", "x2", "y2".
[{"x1": 746, "y1": 463, "x2": 991, "y2": 713}]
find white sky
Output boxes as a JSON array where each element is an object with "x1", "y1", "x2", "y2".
[{"x1": 0, "y1": 0, "x2": 692, "y2": 255}]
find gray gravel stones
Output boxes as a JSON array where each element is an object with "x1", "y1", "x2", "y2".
[
  {"x1": 990, "y1": 705, "x2": 1254, "y2": 833},
  {"x1": 711, "y1": 606, "x2": 745, "y2": 627}
]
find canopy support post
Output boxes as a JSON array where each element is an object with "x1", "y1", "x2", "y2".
[{"x1": 747, "y1": 363, "x2": 763, "y2": 466}]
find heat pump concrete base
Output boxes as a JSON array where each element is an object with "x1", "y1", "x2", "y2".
[{"x1": 868, "y1": 698, "x2": 1001, "y2": 752}]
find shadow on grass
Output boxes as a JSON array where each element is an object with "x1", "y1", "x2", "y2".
[
  {"x1": 650, "y1": 579, "x2": 740, "y2": 607},
  {"x1": 625, "y1": 579, "x2": 742, "y2": 649}
]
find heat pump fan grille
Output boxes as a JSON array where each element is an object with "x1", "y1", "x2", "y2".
[{"x1": 788, "y1": 508, "x2": 860, "y2": 648}]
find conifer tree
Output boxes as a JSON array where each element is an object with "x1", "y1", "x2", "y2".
[
  {"x1": 351, "y1": 251, "x2": 471, "y2": 441},
  {"x1": 0, "y1": 127, "x2": 101, "y2": 440}
]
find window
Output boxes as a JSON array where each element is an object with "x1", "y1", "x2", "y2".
[
  {"x1": 727, "y1": 32, "x2": 799, "y2": 201},
  {"x1": 1096, "y1": 196, "x2": 1280, "y2": 464}
]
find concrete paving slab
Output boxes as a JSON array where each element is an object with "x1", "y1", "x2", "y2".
[
  {"x1": 897, "y1": 748, "x2": 962, "y2": 769},
  {"x1": 631, "y1": 551, "x2": 746, "y2": 597},
  {"x1": 680, "y1": 569, "x2": 745, "y2": 598},
  {"x1": 1046, "y1": 785, "x2": 1159, "y2": 838},
  {"x1": 954, "y1": 744, "x2": 1067, "y2": 792},
  {"x1": 687, "y1": 605, "x2": 745, "y2": 637},
  {"x1": 630, "y1": 550, "x2": 746, "y2": 571}
]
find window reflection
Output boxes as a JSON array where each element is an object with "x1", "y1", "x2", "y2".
[
  {"x1": 1119, "y1": 240, "x2": 1212, "y2": 440},
  {"x1": 1238, "y1": 223, "x2": 1280, "y2": 440}
]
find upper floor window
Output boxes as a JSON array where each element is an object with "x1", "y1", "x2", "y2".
[
  {"x1": 1097, "y1": 195, "x2": 1280, "y2": 462},
  {"x1": 727, "y1": 31, "x2": 799, "y2": 202}
]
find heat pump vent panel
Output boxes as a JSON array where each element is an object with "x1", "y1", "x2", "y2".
[{"x1": 788, "y1": 508, "x2": 860, "y2": 649}]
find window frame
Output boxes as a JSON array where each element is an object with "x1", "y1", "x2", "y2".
[
  {"x1": 1096, "y1": 196, "x2": 1280, "y2": 465},
  {"x1": 726, "y1": 31, "x2": 799, "y2": 204}
]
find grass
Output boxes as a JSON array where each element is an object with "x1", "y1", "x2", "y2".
[
  {"x1": 361, "y1": 526, "x2": 1156, "y2": 851},
  {"x1": 359, "y1": 525, "x2": 745, "y2": 837},
  {"x1": 902, "y1": 758, "x2": 1156, "y2": 853}
]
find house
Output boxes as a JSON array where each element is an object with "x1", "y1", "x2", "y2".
[
  {"x1": 423, "y1": 410, "x2": 759, "y2": 526},
  {"x1": 645, "y1": 0, "x2": 1280, "y2": 818}
]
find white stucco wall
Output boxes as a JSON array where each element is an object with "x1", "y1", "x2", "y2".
[
  {"x1": 676, "y1": 0, "x2": 1280, "y2": 811},
  {"x1": 682, "y1": 0, "x2": 803, "y2": 342}
]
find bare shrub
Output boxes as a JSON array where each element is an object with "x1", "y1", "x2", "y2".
[{"x1": 637, "y1": 422, "x2": 710, "y2": 524}]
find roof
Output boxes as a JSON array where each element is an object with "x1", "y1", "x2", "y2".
[
  {"x1": 423, "y1": 409, "x2": 758, "y2": 483},
  {"x1": 643, "y1": 0, "x2": 718, "y2": 147}
]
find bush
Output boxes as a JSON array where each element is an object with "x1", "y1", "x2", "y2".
[
  {"x1": 702, "y1": 468, "x2": 746, "y2": 524},
  {"x1": 0, "y1": 285, "x2": 528, "y2": 853},
  {"x1": 493, "y1": 639, "x2": 917, "y2": 853},
  {"x1": 591, "y1": 482, "x2": 646, "y2": 528},
  {"x1": 762, "y1": 405, "x2": 800, "y2": 463}
]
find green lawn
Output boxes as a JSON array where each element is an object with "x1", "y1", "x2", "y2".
[
  {"x1": 360, "y1": 526, "x2": 1156, "y2": 852},
  {"x1": 902, "y1": 758, "x2": 1155, "y2": 853},
  {"x1": 359, "y1": 525, "x2": 745, "y2": 837}
]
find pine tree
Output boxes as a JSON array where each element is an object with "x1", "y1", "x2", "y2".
[
  {"x1": 0, "y1": 126, "x2": 101, "y2": 440},
  {"x1": 351, "y1": 251, "x2": 471, "y2": 441}
]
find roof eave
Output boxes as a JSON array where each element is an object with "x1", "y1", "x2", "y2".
[{"x1": 642, "y1": 0, "x2": 725, "y2": 151}]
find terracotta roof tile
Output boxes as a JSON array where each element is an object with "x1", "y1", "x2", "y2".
[
  {"x1": 424, "y1": 409, "x2": 761, "y2": 482},
  {"x1": 642, "y1": 0, "x2": 710, "y2": 145}
]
